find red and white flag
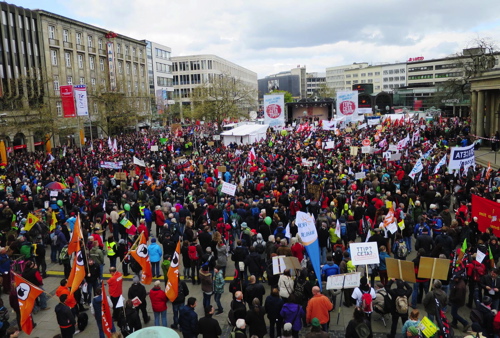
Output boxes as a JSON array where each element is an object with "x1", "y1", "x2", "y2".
[{"x1": 247, "y1": 147, "x2": 256, "y2": 165}]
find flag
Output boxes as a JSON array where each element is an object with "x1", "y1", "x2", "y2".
[
  {"x1": 434, "y1": 154, "x2": 447, "y2": 174},
  {"x1": 67, "y1": 248, "x2": 85, "y2": 295},
  {"x1": 247, "y1": 147, "x2": 256, "y2": 166},
  {"x1": 108, "y1": 136, "x2": 112, "y2": 150},
  {"x1": 296, "y1": 212, "x2": 322, "y2": 290},
  {"x1": 14, "y1": 272, "x2": 44, "y2": 335},
  {"x1": 67, "y1": 215, "x2": 82, "y2": 256},
  {"x1": 50, "y1": 211, "x2": 57, "y2": 231},
  {"x1": 486, "y1": 162, "x2": 493, "y2": 180},
  {"x1": 130, "y1": 232, "x2": 153, "y2": 285},
  {"x1": 408, "y1": 158, "x2": 424, "y2": 180},
  {"x1": 165, "y1": 241, "x2": 180, "y2": 302},
  {"x1": 335, "y1": 219, "x2": 341, "y2": 238},
  {"x1": 24, "y1": 213, "x2": 40, "y2": 231},
  {"x1": 285, "y1": 223, "x2": 291, "y2": 239},
  {"x1": 34, "y1": 160, "x2": 42, "y2": 171},
  {"x1": 489, "y1": 245, "x2": 495, "y2": 268},
  {"x1": 101, "y1": 281, "x2": 113, "y2": 338},
  {"x1": 47, "y1": 153, "x2": 55, "y2": 163},
  {"x1": 145, "y1": 167, "x2": 154, "y2": 186},
  {"x1": 383, "y1": 206, "x2": 395, "y2": 228},
  {"x1": 457, "y1": 238, "x2": 468, "y2": 266},
  {"x1": 112, "y1": 139, "x2": 118, "y2": 152}
]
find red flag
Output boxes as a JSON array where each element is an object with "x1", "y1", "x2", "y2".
[
  {"x1": 165, "y1": 241, "x2": 180, "y2": 302},
  {"x1": 135, "y1": 165, "x2": 141, "y2": 177},
  {"x1": 101, "y1": 281, "x2": 113, "y2": 338},
  {"x1": 130, "y1": 232, "x2": 153, "y2": 285},
  {"x1": 247, "y1": 147, "x2": 256, "y2": 166},
  {"x1": 68, "y1": 215, "x2": 82, "y2": 256},
  {"x1": 34, "y1": 160, "x2": 42, "y2": 172},
  {"x1": 14, "y1": 273, "x2": 44, "y2": 335},
  {"x1": 67, "y1": 248, "x2": 85, "y2": 295}
]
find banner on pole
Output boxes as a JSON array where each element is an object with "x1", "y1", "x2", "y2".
[
  {"x1": 221, "y1": 181, "x2": 237, "y2": 196},
  {"x1": 74, "y1": 85, "x2": 89, "y2": 116},
  {"x1": 448, "y1": 144, "x2": 475, "y2": 173},
  {"x1": 336, "y1": 91, "x2": 358, "y2": 123},
  {"x1": 264, "y1": 94, "x2": 285, "y2": 127},
  {"x1": 60, "y1": 85, "x2": 76, "y2": 118}
]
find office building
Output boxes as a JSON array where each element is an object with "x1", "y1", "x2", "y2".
[
  {"x1": 326, "y1": 63, "x2": 369, "y2": 93},
  {"x1": 144, "y1": 40, "x2": 173, "y2": 118}
]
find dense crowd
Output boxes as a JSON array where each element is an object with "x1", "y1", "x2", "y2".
[{"x1": 0, "y1": 115, "x2": 498, "y2": 338}]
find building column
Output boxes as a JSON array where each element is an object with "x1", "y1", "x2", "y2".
[
  {"x1": 471, "y1": 90, "x2": 478, "y2": 135},
  {"x1": 485, "y1": 92, "x2": 492, "y2": 137},
  {"x1": 477, "y1": 90, "x2": 485, "y2": 137},
  {"x1": 490, "y1": 92, "x2": 498, "y2": 136}
]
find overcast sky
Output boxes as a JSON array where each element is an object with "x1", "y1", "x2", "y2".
[{"x1": 15, "y1": 0, "x2": 500, "y2": 78}]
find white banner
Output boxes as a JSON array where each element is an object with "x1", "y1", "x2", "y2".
[
  {"x1": 349, "y1": 242, "x2": 380, "y2": 265},
  {"x1": 361, "y1": 146, "x2": 372, "y2": 154},
  {"x1": 296, "y1": 211, "x2": 317, "y2": 246},
  {"x1": 133, "y1": 156, "x2": 145, "y2": 167},
  {"x1": 322, "y1": 120, "x2": 336, "y2": 130},
  {"x1": 327, "y1": 272, "x2": 361, "y2": 290},
  {"x1": 221, "y1": 181, "x2": 237, "y2": 196},
  {"x1": 264, "y1": 94, "x2": 285, "y2": 127},
  {"x1": 324, "y1": 141, "x2": 335, "y2": 149},
  {"x1": 409, "y1": 158, "x2": 424, "y2": 179},
  {"x1": 367, "y1": 117, "x2": 381, "y2": 126},
  {"x1": 357, "y1": 123, "x2": 367, "y2": 130},
  {"x1": 448, "y1": 144, "x2": 475, "y2": 174},
  {"x1": 106, "y1": 42, "x2": 117, "y2": 91},
  {"x1": 336, "y1": 91, "x2": 358, "y2": 123},
  {"x1": 150, "y1": 145, "x2": 159, "y2": 152},
  {"x1": 390, "y1": 153, "x2": 402, "y2": 161},
  {"x1": 74, "y1": 85, "x2": 88, "y2": 116},
  {"x1": 355, "y1": 172, "x2": 366, "y2": 180}
]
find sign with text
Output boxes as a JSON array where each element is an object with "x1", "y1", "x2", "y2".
[
  {"x1": 448, "y1": 144, "x2": 475, "y2": 173},
  {"x1": 272, "y1": 255, "x2": 301, "y2": 275},
  {"x1": 355, "y1": 172, "x2": 366, "y2": 180},
  {"x1": 213, "y1": 135, "x2": 221, "y2": 140},
  {"x1": 336, "y1": 91, "x2": 358, "y2": 123},
  {"x1": 221, "y1": 181, "x2": 237, "y2": 196},
  {"x1": 150, "y1": 145, "x2": 158, "y2": 152},
  {"x1": 361, "y1": 146, "x2": 372, "y2": 154},
  {"x1": 349, "y1": 242, "x2": 380, "y2": 265},
  {"x1": 326, "y1": 272, "x2": 361, "y2": 290},
  {"x1": 472, "y1": 194, "x2": 500, "y2": 237},
  {"x1": 264, "y1": 94, "x2": 285, "y2": 127},
  {"x1": 60, "y1": 85, "x2": 76, "y2": 118},
  {"x1": 74, "y1": 85, "x2": 89, "y2": 116}
]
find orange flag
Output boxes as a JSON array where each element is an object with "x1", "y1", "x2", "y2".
[
  {"x1": 101, "y1": 281, "x2": 113, "y2": 338},
  {"x1": 14, "y1": 272, "x2": 44, "y2": 335},
  {"x1": 486, "y1": 162, "x2": 493, "y2": 180},
  {"x1": 165, "y1": 241, "x2": 180, "y2": 302},
  {"x1": 34, "y1": 160, "x2": 42, "y2": 172},
  {"x1": 67, "y1": 249, "x2": 85, "y2": 295},
  {"x1": 68, "y1": 215, "x2": 82, "y2": 256},
  {"x1": 383, "y1": 205, "x2": 395, "y2": 228},
  {"x1": 130, "y1": 232, "x2": 153, "y2": 285}
]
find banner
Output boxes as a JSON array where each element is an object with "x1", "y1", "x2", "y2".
[
  {"x1": 221, "y1": 181, "x2": 237, "y2": 196},
  {"x1": 130, "y1": 232, "x2": 153, "y2": 285},
  {"x1": 326, "y1": 272, "x2": 361, "y2": 290},
  {"x1": 68, "y1": 215, "x2": 82, "y2": 255},
  {"x1": 336, "y1": 91, "x2": 358, "y2": 123},
  {"x1": 24, "y1": 213, "x2": 39, "y2": 231},
  {"x1": 264, "y1": 94, "x2": 285, "y2": 127},
  {"x1": 409, "y1": 158, "x2": 423, "y2": 179},
  {"x1": 472, "y1": 194, "x2": 500, "y2": 236},
  {"x1": 321, "y1": 120, "x2": 336, "y2": 130},
  {"x1": 296, "y1": 211, "x2": 322, "y2": 291},
  {"x1": 60, "y1": 85, "x2": 76, "y2": 118},
  {"x1": 106, "y1": 41, "x2": 117, "y2": 91},
  {"x1": 349, "y1": 242, "x2": 380, "y2": 265},
  {"x1": 74, "y1": 85, "x2": 89, "y2": 116},
  {"x1": 165, "y1": 241, "x2": 180, "y2": 302},
  {"x1": 133, "y1": 156, "x2": 146, "y2": 167},
  {"x1": 101, "y1": 281, "x2": 113, "y2": 338},
  {"x1": 14, "y1": 273, "x2": 44, "y2": 335},
  {"x1": 99, "y1": 161, "x2": 123, "y2": 169},
  {"x1": 448, "y1": 144, "x2": 475, "y2": 174}
]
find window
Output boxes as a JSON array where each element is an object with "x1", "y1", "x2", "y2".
[
  {"x1": 345, "y1": 74, "x2": 351, "y2": 78},
  {"x1": 67, "y1": 76, "x2": 73, "y2": 85},
  {"x1": 65, "y1": 52, "x2": 71, "y2": 67},
  {"x1": 99, "y1": 58, "x2": 104, "y2": 71},
  {"x1": 368, "y1": 79, "x2": 373, "y2": 83},
  {"x1": 117, "y1": 44, "x2": 121, "y2": 54},
  {"x1": 156, "y1": 63, "x2": 170, "y2": 73},
  {"x1": 383, "y1": 70, "x2": 388, "y2": 75},
  {"x1": 125, "y1": 45, "x2": 129, "y2": 56},
  {"x1": 78, "y1": 54, "x2": 84, "y2": 68},
  {"x1": 91, "y1": 78, "x2": 96, "y2": 87},
  {"x1": 89, "y1": 56, "x2": 95, "y2": 70},
  {"x1": 48, "y1": 25, "x2": 55, "y2": 39},
  {"x1": 361, "y1": 80, "x2": 366, "y2": 83},
  {"x1": 56, "y1": 101, "x2": 62, "y2": 116},
  {"x1": 353, "y1": 74, "x2": 358, "y2": 78},
  {"x1": 51, "y1": 50, "x2": 58, "y2": 65},
  {"x1": 400, "y1": 69, "x2": 405, "y2": 73},
  {"x1": 361, "y1": 73, "x2": 366, "y2": 77},
  {"x1": 53, "y1": 76, "x2": 59, "y2": 91},
  {"x1": 139, "y1": 49, "x2": 143, "y2": 58},
  {"x1": 375, "y1": 72, "x2": 380, "y2": 75},
  {"x1": 80, "y1": 77, "x2": 85, "y2": 84},
  {"x1": 400, "y1": 76, "x2": 405, "y2": 81},
  {"x1": 63, "y1": 29, "x2": 69, "y2": 42},
  {"x1": 140, "y1": 65, "x2": 145, "y2": 77},
  {"x1": 118, "y1": 61, "x2": 123, "y2": 74},
  {"x1": 353, "y1": 80, "x2": 359, "y2": 84},
  {"x1": 87, "y1": 35, "x2": 93, "y2": 47},
  {"x1": 346, "y1": 81, "x2": 351, "y2": 85},
  {"x1": 76, "y1": 32, "x2": 82, "y2": 45},
  {"x1": 394, "y1": 69, "x2": 400, "y2": 74},
  {"x1": 367, "y1": 72, "x2": 373, "y2": 76},
  {"x1": 207, "y1": 60, "x2": 212, "y2": 69},
  {"x1": 98, "y1": 39, "x2": 103, "y2": 50},
  {"x1": 132, "y1": 47, "x2": 136, "y2": 57},
  {"x1": 133, "y1": 64, "x2": 137, "y2": 75},
  {"x1": 388, "y1": 70, "x2": 394, "y2": 74},
  {"x1": 126, "y1": 63, "x2": 130, "y2": 75},
  {"x1": 408, "y1": 66, "x2": 433, "y2": 72}
]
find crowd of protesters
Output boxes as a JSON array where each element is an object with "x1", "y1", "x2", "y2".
[{"x1": 0, "y1": 115, "x2": 498, "y2": 337}]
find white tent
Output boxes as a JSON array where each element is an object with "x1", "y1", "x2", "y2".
[{"x1": 220, "y1": 124, "x2": 269, "y2": 146}]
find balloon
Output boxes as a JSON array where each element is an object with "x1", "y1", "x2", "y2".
[
  {"x1": 124, "y1": 203, "x2": 131, "y2": 211},
  {"x1": 264, "y1": 216, "x2": 272, "y2": 225},
  {"x1": 280, "y1": 130, "x2": 288, "y2": 136},
  {"x1": 57, "y1": 200, "x2": 63, "y2": 207}
]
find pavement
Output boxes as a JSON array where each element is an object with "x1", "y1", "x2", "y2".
[{"x1": 474, "y1": 147, "x2": 500, "y2": 169}]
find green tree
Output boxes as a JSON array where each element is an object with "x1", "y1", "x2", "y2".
[
  {"x1": 268, "y1": 90, "x2": 294, "y2": 103},
  {"x1": 314, "y1": 83, "x2": 336, "y2": 99},
  {"x1": 191, "y1": 73, "x2": 257, "y2": 128}
]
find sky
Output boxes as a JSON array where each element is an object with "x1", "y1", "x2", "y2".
[{"x1": 13, "y1": 0, "x2": 500, "y2": 78}]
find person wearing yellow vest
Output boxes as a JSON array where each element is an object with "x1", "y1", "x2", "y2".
[{"x1": 105, "y1": 235, "x2": 118, "y2": 268}]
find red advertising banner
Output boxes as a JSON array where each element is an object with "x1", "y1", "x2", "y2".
[
  {"x1": 471, "y1": 194, "x2": 500, "y2": 236},
  {"x1": 60, "y1": 85, "x2": 76, "y2": 118}
]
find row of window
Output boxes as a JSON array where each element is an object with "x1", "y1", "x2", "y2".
[
  {"x1": 383, "y1": 84, "x2": 401, "y2": 89},
  {"x1": 408, "y1": 74, "x2": 433, "y2": 80},
  {"x1": 53, "y1": 75, "x2": 146, "y2": 91},
  {"x1": 157, "y1": 77, "x2": 173, "y2": 87},
  {"x1": 155, "y1": 48, "x2": 170, "y2": 60},
  {"x1": 383, "y1": 69, "x2": 406, "y2": 75},
  {"x1": 156, "y1": 62, "x2": 170, "y2": 73},
  {"x1": 56, "y1": 99, "x2": 148, "y2": 116},
  {"x1": 434, "y1": 72, "x2": 462, "y2": 78},
  {"x1": 172, "y1": 60, "x2": 213, "y2": 72},
  {"x1": 408, "y1": 66, "x2": 433, "y2": 72},
  {"x1": 383, "y1": 76, "x2": 406, "y2": 82},
  {"x1": 1, "y1": 11, "x2": 36, "y2": 31}
]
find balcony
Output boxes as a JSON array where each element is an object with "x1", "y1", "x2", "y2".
[
  {"x1": 116, "y1": 53, "x2": 123, "y2": 59},
  {"x1": 126, "y1": 55, "x2": 131, "y2": 61},
  {"x1": 88, "y1": 47, "x2": 96, "y2": 54},
  {"x1": 49, "y1": 38, "x2": 59, "y2": 46},
  {"x1": 76, "y1": 44, "x2": 85, "y2": 52},
  {"x1": 63, "y1": 41, "x2": 73, "y2": 49},
  {"x1": 134, "y1": 57, "x2": 138, "y2": 62},
  {"x1": 99, "y1": 49, "x2": 106, "y2": 55}
]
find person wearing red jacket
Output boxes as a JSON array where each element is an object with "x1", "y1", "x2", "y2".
[
  {"x1": 108, "y1": 267, "x2": 123, "y2": 320},
  {"x1": 149, "y1": 280, "x2": 168, "y2": 327},
  {"x1": 466, "y1": 254, "x2": 487, "y2": 307},
  {"x1": 154, "y1": 206, "x2": 165, "y2": 237},
  {"x1": 291, "y1": 237, "x2": 305, "y2": 263}
]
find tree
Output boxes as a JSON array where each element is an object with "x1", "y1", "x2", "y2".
[
  {"x1": 191, "y1": 73, "x2": 257, "y2": 128},
  {"x1": 311, "y1": 83, "x2": 336, "y2": 100},
  {"x1": 267, "y1": 90, "x2": 294, "y2": 103}
]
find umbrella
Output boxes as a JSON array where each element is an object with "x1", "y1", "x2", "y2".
[{"x1": 45, "y1": 182, "x2": 67, "y2": 190}]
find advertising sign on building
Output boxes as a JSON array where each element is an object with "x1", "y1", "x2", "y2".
[
  {"x1": 336, "y1": 91, "x2": 358, "y2": 123},
  {"x1": 264, "y1": 94, "x2": 285, "y2": 127},
  {"x1": 106, "y1": 42, "x2": 117, "y2": 91},
  {"x1": 60, "y1": 85, "x2": 76, "y2": 118},
  {"x1": 74, "y1": 85, "x2": 89, "y2": 116}
]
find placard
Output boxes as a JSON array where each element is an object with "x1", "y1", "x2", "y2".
[
  {"x1": 357, "y1": 123, "x2": 367, "y2": 130},
  {"x1": 383, "y1": 151, "x2": 391, "y2": 160},
  {"x1": 355, "y1": 172, "x2": 366, "y2": 180},
  {"x1": 350, "y1": 146, "x2": 358, "y2": 156},
  {"x1": 221, "y1": 181, "x2": 237, "y2": 196},
  {"x1": 213, "y1": 135, "x2": 221, "y2": 141},
  {"x1": 361, "y1": 146, "x2": 372, "y2": 154},
  {"x1": 198, "y1": 164, "x2": 205, "y2": 173},
  {"x1": 388, "y1": 144, "x2": 398, "y2": 152},
  {"x1": 272, "y1": 255, "x2": 301, "y2": 275},
  {"x1": 326, "y1": 272, "x2": 361, "y2": 290},
  {"x1": 150, "y1": 145, "x2": 158, "y2": 152},
  {"x1": 217, "y1": 166, "x2": 226, "y2": 172},
  {"x1": 349, "y1": 242, "x2": 380, "y2": 265},
  {"x1": 386, "y1": 258, "x2": 416, "y2": 283},
  {"x1": 50, "y1": 190, "x2": 58, "y2": 197},
  {"x1": 301, "y1": 158, "x2": 312, "y2": 166},
  {"x1": 324, "y1": 141, "x2": 335, "y2": 149},
  {"x1": 207, "y1": 141, "x2": 215, "y2": 146},
  {"x1": 114, "y1": 172, "x2": 127, "y2": 181},
  {"x1": 417, "y1": 257, "x2": 450, "y2": 281},
  {"x1": 179, "y1": 138, "x2": 184, "y2": 142},
  {"x1": 345, "y1": 127, "x2": 352, "y2": 133},
  {"x1": 419, "y1": 316, "x2": 438, "y2": 337},
  {"x1": 476, "y1": 250, "x2": 486, "y2": 263},
  {"x1": 390, "y1": 153, "x2": 402, "y2": 161}
]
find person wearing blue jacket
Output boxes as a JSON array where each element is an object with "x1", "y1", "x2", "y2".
[
  {"x1": 143, "y1": 205, "x2": 153, "y2": 233},
  {"x1": 413, "y1": 217, "x2": 431, "y2": 238},
  {"x1": 379, "y1": 245, "x2": 391, "y2": 286},
  {"x1": 148, "y1": 238, "x2": 163, "y2": 278},
  {"x1": 179, "y1": 297, "x2": 199, "y2": 338}
]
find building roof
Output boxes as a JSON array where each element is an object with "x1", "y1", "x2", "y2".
[{"x1": 220, "y1": 124, "x2": 268, "y2": 136}]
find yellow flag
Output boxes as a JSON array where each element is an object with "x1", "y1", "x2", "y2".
[
  {"x1": 50, "y1": 212, "x2": 57, "y2": 231},
  {"x1": 24, "y1": 213, "x2": 40, "y2": 231}
]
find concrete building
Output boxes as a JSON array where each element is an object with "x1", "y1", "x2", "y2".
[
  {"x1": 326, "y1": 63, "x2": 368, "y2": 93},
  {"x1": 381, "y1": 63, "x2": 407, "y2": 92},
  {"x1": 143, "y1": 40, "x2": 173, "y2": 119},
  {"x1": 344, "y1": 65, "x2": 383, "y2": 92},
  {"x1": 257, "y1": 66, "x2": 307, "y2": 100},
  {"x1": 306, "y1": 72, "x2": 326, "y2": 97},
  {"x1": 469, "y1": 69, "x2": 500, "y2": 138},
  {"x1": 171, "y1": 54, "x2": 257, "y2": 117}
]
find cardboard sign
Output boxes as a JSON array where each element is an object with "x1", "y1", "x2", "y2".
[
  {"x1": 350, "y1": 146, "x2": 358, "y2": 156},
  {"x1": 150, "y1": 145, "x2": 158, "y2": 152},
  {"x1": 171, "y1": 123, "x2": 181, "y2": 132},
  {"x1": 198, "y1": 164, "x2": 205, "y2": 173},
  {"x1": 207, "y1": 141, "x2": 215, "y2": 146},
  {"x1": 324, "y1": 141, "x2": 335, "y2": 149},
  {"x1": 272, "y1": 256, "x2": 301, "y2": 275},
  {"x1": 345, "y1": 127, "x2": 352, "y2": 132},
  {"x1": 221, "y1": 181, "x2": 237, "y2": 196},
  {"x1": 179, "y1": 138, "x2": 185, "y2": 142},
  {"x1": 417, "y1": 257, "x2": 450, "y2": 281},
  {"x1": 355, "y1": 172, "x2": 366, "y2": 180},
  {"x1": 213, "y1": 135, "x2": 221, "y2": 140},
  {"x1": 350, "y1": 242, "x2": 380, "y2": 265},
  {"x1": 217, "y1": 166, "x2": 226, "y2": 173},
  {"x1": 386, "y1": 258, "x2": 416, "y2": 283},
  {"x1": 391, "y1": 153, "x2": 402, "y2": 161},
  {"x1": 326, "y1": 272, "x2": 361, "y2": 290},
  {"x1": 361, "y1": 146, "x2": 372, "y2": 154},
  {"x1": 50, "y1": 190, "x2": 58, "y2": 197},
  {"x1": 114, "y1": 172, "x2": 127, "y2": 181}
]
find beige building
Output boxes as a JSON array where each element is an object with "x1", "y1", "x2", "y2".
[
  {"x1": 470, "y1": 69, "x2": 500, "y2": 137},
  {"x1": 344, "y1": 65, "x2": 383, "y2": 92},
  {"x1": 326, "y1": 63, "x2": 369, "y2": 93}
]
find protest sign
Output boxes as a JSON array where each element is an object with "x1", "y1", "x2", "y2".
[
  {"x1": 355, "y1": 172, "x2": 366, "y2": 180},
  {"x1": 390, "y1": 153, "x2": 402, "y2": 161},
  {"x1": 217, "y1": 166, "x2": 226, "y2": 172},
  {"x1": 349, "y1": 242, "x2": 380, "y2": 265},
  {"x1": 476, "y1": 250, "x2": 486, "y2": 263},
  {"x1": 324, "y1": 141, "x2": 335, "y2": 149},
  {"x1": 417, "y1": 257, "x2": 450, "y2": 282},
  {"x1": 272, "y1": 256, "x2": 301, "y2": 275},
  {"x1": 150, "y1": 145, "x2": 158, "y2": 152},
  {"x1": 419, "y1": 316, "x2": 438, "y2": 337},
  {"x1": 114, "y1": 172, "x2": 127, "y2": 180},
  {"x1": 221, "y1": 181, "x2": 237, "y2": 196},
  {"x1": 350, "y1": 146, "x2": 358, "y2": 156},
  {"x1": 386, "y1": 258, "x2": 416, "y2": 283},
  {"x1": 448, "y1": 144, "x2": 475, "y2": 173},
  {"x1": 326, "y1": 272, "x2": 361, "y2": 290},
  {"x1": 213, "y1": 135, "x2": 221, "y2": 140},
  {"x1": 133, "y1": 157, "x2": 145, "y2": 167},
  {"x1": 207, "y1": 141, "x2": 215, "y2": 146},
  {"x1": 361, "y1": 146, "x2": 372, "y2": 154}
]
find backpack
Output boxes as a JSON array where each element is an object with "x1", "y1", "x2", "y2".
[
  {"x1": 472, "y1": 263, "x2": 487, "y2": 282},
  {"x1": 255, "y1": 240, "x2": 265, "y2": 254},
  {"x1": 470, "y1": 308, "x2": 484, "y2": 326},
  {"x1": 188, "y1": 245, "x2": 199, "y2": 261},
  {"x1": 380, "y1": 290, "x2": 393, "y2": 314},
  {"x1": 77, "y1": 312, "x2": 88, "y2": 331},
  {"x1": 397, "y1": 241, "x2": 408, "y2": 259},
  {"x1": 59, "y1": 246, "x2": 70, "y2": 263},
  {"x1": 361, "y1": 290, "x2": 373, "y2": 313},
  {"x1": 0, "y1": 306, "x2": 9, "y2": 323},
  {"x1": 340, "y1": 223, "x2": 347, "y2": 237},
  {"x1": 51, "y1": 232, "x2": 58, "y2": 246},
  {"x1": 395, "y1": 295, "x2": 409, "y2": 314}
]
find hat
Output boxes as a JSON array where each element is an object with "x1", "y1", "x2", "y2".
[
  {"x1": 118, "y1": 239, "x2": 125, "y2": 244},
  {"x1": 241, "y1": 222, "x2": 248, "y2": 229},
  {"x1": 94, "y1": 225, "x2": 101, "y2": 230},
  {"x1": 154, "y1": 280, "x2": 161, "y2": 287},
  {"x1": 374, "y1": 228, "x2": 381, "y2": 232},
  {"x1": 133, "y1": 275, "x2": 140, "y2": 283},
  {"x1": 283, "y1": 322, "x2": 292, "y2": 331},
  {"x1": 483, "y1": 296, "x2": 493, "y2": 306},
  {"x1": 311, "y1": 318, "x2": 321, "y2": 327},
  {"x1": 151, "y1": 238, "x2": 156, "y2": 243}
]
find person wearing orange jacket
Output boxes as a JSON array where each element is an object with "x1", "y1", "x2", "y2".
[
  {"x1": 55, "y1": 279, "x2": 78, "y2": 317},
  {"x1": 306, "y1": 286, "x2": 333, "y2": 332}
]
